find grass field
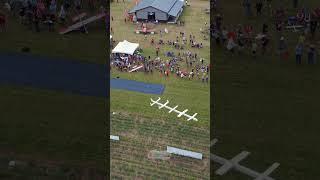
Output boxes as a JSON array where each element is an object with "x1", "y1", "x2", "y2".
[
  {"x1": 110, "y1": 0, "x2": 210, "y2": 179},
  {"x1": 213, "y1": 0, "x2": 320, "y2": 179},
  {"x1": 0, "y1": 3, "x2": 107, "y2": 176}
]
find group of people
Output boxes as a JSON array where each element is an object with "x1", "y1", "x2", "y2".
[
  {"x1": 110, "y1": 0, "x2": 210, "y2": 83},
  {"x1": 111, "y1": 51, "x2": 210, "y2": 83},
  {"x1": 151, "y1": 30, "x2": 209, "y2": 82},
  {"x1": 212, "y1": 16, "x2": 271, "y2": 57},
  {"x1": 111, "y1": 30, "x2": 209, "y2": 83},
  {"x1": 295, "y1": 36, "x2": 317, "y2": 64},
  {"x1": 151, "y1": 32, "x2": 204, "y2": 50},
  {"x1": 212, "y1": 0, "x2": 319, "y2": 65},
  {"x1": 2, "y1": 0, "x2": 100, "y2": 32}
]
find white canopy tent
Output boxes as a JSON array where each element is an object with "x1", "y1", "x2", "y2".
[{"x1": 112, "y1": 40, "x2": 139, "y2": 55}]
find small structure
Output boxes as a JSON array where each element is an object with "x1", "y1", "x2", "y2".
[
  {"x1": 129, "y1": 0, "x2": 185, "y2": 23},
  {"x1": 112, "y1": 40, "x2": 139, "y2": 55},
  {"x1": 167, "y1": 146, "x2": 203, "y2": 160},
  {"x1": 110, "y1": 135, "x2": 119, "y2": 141}
]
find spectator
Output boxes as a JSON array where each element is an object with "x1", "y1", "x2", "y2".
[
  {"x1": 298, "y1": 33, "x2": 305, "y2": 44},
  {"x1": 19, "y1": 7, "x2": 26, "y2": 24},
  {"x1": 64, "y1": 0, "x2": 71, "y2": 12},
  {"x1": 307, "y1": 45, "x2": 316, "y2": 64},
  {"x1": 243, "y1": 0, "x2": 252, "y2": 16},
  {"x1": 74, "y1": 0, "x2": 81, "y2": 11},
  {"x1": 58, "y1": 5, "x2": 66, "y2": 24},
  {"x1": 255, "y1": 1, "x2": 263, "y2": 16},
  {"x1": 278, "y1": 36, "x2": 288, "y2": 60},
  {"x1": 310, "y1": 20, "x2": 318, "y2": 38},
  {"x1": 262, "y1": 23, "x2": 268, "y2": 34},
  {"x1": 49, "y1": 0, "x2": 57, "y2": 17},
  {"x1": 261, "y1": 36, "x2": 269, "y2": 54},
  {"x1": 252, "y1": 40, "x2": 258, "y2": 57},
  {"x1": 295, "y1": 43, "x2": 303, "y2": 64},
  {"x1": 33, "y1": 13, "x2": 40, "y2": 32}
]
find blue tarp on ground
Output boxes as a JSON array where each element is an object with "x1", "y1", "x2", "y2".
[
  {"x1": 0, "y1": 53, "x2": 164, "y2": 97},
  {"x1": 0, "y1": 53, "x2": 108, "y2": 97},
  {"x1": 110, "y1": 78, "x2": 165, "y2": 95}
]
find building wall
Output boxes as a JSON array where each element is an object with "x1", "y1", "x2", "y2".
[{"x1": 136, "y1": 7, "x2": 168, "y2": 21}]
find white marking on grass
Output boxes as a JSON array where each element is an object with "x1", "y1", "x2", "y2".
[
  {"x1": 150, "y1": 97, "x2": 198, "y2": 121},
  {"x1": 210, "y1": 139, "x2": 280, "y2": 180}
]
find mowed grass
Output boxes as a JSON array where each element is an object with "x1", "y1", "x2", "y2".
[
  {"x1": 0, "y1": 86, "x2": 106, "y2": 169},
  {"x1": 111, "y1": 113, "x2": 210, "y2": 179},
  {"x1": 213, "y1": 1, "x2": 320, "y2": 180},
  {"x1": 0, "y1": 6, "x2": 107, "y2": 170},
  {"x1": 110, "y1": 0, "x2": 210, "y2": 178}
]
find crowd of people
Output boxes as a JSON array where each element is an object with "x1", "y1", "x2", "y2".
[
  {"x1": 212, "y1": 0, "x2": 320, "y2": 64},
  {"x1": 110, "y1": 2, "x2": 210, "y2": 83},
  {"x1": 111, "y1": 49, "x2": 210, "y2": 83},
  {"x1": 111, "y1": 30, "x2": 209, "y2": 83},
  {"x1": 1, "y1": 0, "x2": 104, "y2": 32}
]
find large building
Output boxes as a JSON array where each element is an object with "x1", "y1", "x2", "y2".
[{"x1": 129, "y1": 0, "x2": 185, "y2": 22}]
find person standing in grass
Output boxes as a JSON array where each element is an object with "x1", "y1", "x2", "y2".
[
  {"x1": 278, "y1": 36, "x2": 288, "y2": 60},
  {"x1": 49, "y1": 0, "x2": 57, "y2": 17},
  {"x1": 237, "y1": 34, "x2": 245, "y2": 54},
  {"x1": 74, "y1": 0, "x2": 81, "y2": 11},
  {"x1": 58, "y1": 5, "x2": 66, "y2": 24},
  {"x1": 226, "y1": 37, "x2": 236, "y2": 54},
  {"x1": 307, "y1": 45, "x2": 316, "y2": 64},
  {"x1": 201, "y1": 73, "x2": 205, "y2": 83},
  {"x1": 156, "y1": 47, "x2": 159, "y2": 57},
  {"x1": 275, "y1": 21, "x2": 283, "y2": 33},
  {"x1": 19, "y1": 7, "x2": 26, "y2": 24},
  {"x1": 255, "y1": 1, "x2": 263, "y2": 16},
  {"x1": 266, "y1": 0, "x2": 272, "y2": 16},
  {"x1": 222, "y1": 27, "x2": 228, "y2": 44},
  {"x1": 243, "y1": 0, "x2": 252, "y2": 17},
  {"x1": 33, "y1": 12, "x2": 40, "y2": 32},
  {"x1": 262, "y1": 23, "x2": 268, "y2": 34},
  {"x1": 63, "y1": 0, "x2": 71, "y2": 12},
  {"x1": 298, "y1": 33, "x2": 305, "y2": 44},
  {"x1": 310, "y1": 20, "x2": 318, "y2": 38},
  {"x1": 251, "y1": 40, "x2": 258, "y2": 57},
  {"x1": 295, "y1": 43, "x2": 303, "y2": 64},
  {"x1": 261, "y1": 36, "x2": 269, "y2": 55}
]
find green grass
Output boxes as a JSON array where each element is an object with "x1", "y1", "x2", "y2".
[
  {"x1": 0, "y1": 86, "x2": 106, "y2": 168},
  {"x1": 214, "y1": 1, "x2": 320, "y2": 179},
  {"x1": 111, "y1": 71, "x2": 210, "y2": 127},
  {"x1": 0, "y1": 4, "x2": 107, "y2": 173},
  {"x1": 111, "y1": 113, "x2": 210, "y2": 179},
  {"x1": 110, "y1": 0, "x2": 210, "y2": 178}
]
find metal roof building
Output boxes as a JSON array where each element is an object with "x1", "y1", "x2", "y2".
[{"x1": 129, "y1": 0, "x2": 185, "y2": 22}]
